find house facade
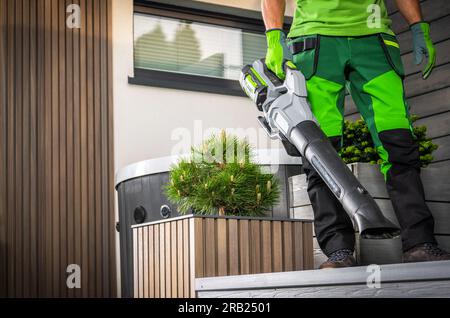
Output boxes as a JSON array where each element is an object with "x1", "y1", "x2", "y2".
[{"x1": 0, "y1": 0, "x2": 449, "y2": 298}]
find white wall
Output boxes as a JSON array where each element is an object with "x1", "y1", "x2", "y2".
[
  {"x1": 112, "y1": 0, "x2": 293, "y2": 297},
  {"x1": 113, "y1": 0, "x2": 285, "y2": 173},
  {"x1": 194, "y1": 0, "x2": 296, "y2": 16}
]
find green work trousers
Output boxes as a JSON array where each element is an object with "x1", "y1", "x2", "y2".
[{"x1": 289, "y1": 34, "x2": 436, "y2": 255}]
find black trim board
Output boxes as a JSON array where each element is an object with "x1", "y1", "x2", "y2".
[{"x1": 129, "y1": 68, "x2": 246, "y2": 97}]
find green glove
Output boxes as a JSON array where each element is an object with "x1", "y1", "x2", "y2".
[
  {"x1": 265, "y1": 29, "x2": 292, "y2": 80},
  {"x1": 410, "y1": 21, "x2": 436, "y2": 79}
]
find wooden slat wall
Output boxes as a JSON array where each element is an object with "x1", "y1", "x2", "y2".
[
  {"x1": 345, "y1": 0, "x2": 450, "y2": 164},
  {"x1": 133, "y1": 221, "x2": 187, "y2": 298},
  {"x1": 0, "y1": 0, "x2": 7, "y2": 299},
  {"x1": 193, "y1": 218, "x2": 313, "y2": 277},
  {"x1": 0, "y1": 0, "x2": 116, "y2": 297},
  {"x1": 133, "y1": 216, "x2": 314, "y2": 298}
]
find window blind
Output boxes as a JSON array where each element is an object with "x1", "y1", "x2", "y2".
[{"x1": 134, "y1": 13, "x2": 267, "y2": 81}]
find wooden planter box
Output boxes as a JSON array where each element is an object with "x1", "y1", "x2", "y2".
[
  {"x1": 132, "y1": 215, "x2": 314, "y2": 298},
  {"x1": 289, "y1": 162, "x2": 450, "y2": 268}
]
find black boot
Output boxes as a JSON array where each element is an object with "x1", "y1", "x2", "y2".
[
  {"x1": 320, "y1": 249, "x2": 356, "y2": 269},
  {"x1": 403, "y1": 243, "x2": 450, "y2": 263}
]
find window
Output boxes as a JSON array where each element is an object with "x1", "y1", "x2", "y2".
[
  {"x1": 128, "y1": 2, "x2": 289, "y2": 96},
  {"x1": 133, "y1": 13, "x2": 266, "y2": 81}
]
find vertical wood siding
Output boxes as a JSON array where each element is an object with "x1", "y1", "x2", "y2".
[
  {"x1": 0, "y1": 0, "x2": 116, "y2": 298},
  {"x1": 133, "y1": 216, "x2": 314, "y2": 298}
]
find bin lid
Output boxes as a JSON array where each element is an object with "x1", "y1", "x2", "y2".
[{"x1": 115, "y1": 148, "x2": 302, "y2": 187}]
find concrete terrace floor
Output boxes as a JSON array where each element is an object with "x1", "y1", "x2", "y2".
[{"x1": 196, "y1": 261, "x2": 450, "y2": 298}]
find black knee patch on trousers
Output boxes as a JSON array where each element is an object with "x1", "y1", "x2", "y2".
[
  {"x1": 379, "y1": 129, "x2": 436, "y2": 251},
  {"x1": 378, "y1": 129, "x2": 421, "y2": 174}
]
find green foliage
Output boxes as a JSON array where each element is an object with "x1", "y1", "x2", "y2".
[
  {"x1": 165, "y1": 133, "x2": 280, "y2": 217},
  {"x1": 339, "y1": 115, "x2": 438, "y2": 167}
]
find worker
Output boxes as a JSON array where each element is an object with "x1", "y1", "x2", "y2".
[{"x1": 261, "y1": 0, "x2": 450, "y2": 268}]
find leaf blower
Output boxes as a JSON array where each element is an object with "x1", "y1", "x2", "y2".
[{"x1": 240, "y1": 59, "x2": 400, "y2": 239}]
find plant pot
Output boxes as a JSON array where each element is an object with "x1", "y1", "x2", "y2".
[
  {"x1": 115, "y1": 151, "x2": 302, "y2": 298},
  {"x1": 289, "y1": 162, "x2": 450, "y2": 267},
  {"x1": 132, "y1": 214, "x2": 314, "y2": 298}
]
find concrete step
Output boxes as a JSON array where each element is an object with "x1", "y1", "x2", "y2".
[{"x1": 196, "y1": 261, "x2": 450, "y2": 298}]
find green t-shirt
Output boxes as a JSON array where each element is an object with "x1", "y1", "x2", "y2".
[{"x1": 288, "y1": 0, "x2": 394, "y2": 38}]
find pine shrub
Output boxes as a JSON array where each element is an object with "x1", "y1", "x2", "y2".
[{"x1": 165, "y1": 132, "x2": 280, "y2": 216}]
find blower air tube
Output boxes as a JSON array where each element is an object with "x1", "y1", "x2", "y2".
[{"x1": 289, "y1": 121, "x2": 400, "y2": 239}]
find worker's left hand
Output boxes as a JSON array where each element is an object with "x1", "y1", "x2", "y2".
[{"x1": 410, "y1": 21, "x2": 436, "y2": 80}]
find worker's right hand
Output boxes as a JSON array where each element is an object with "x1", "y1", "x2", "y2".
[{"x1": 265, "y1": 29, "x2": 292, "y2": 80}]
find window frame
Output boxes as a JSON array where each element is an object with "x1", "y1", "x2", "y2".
[{"x1": 129, "y1": 0, "x2": 291, "y2": 96}]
